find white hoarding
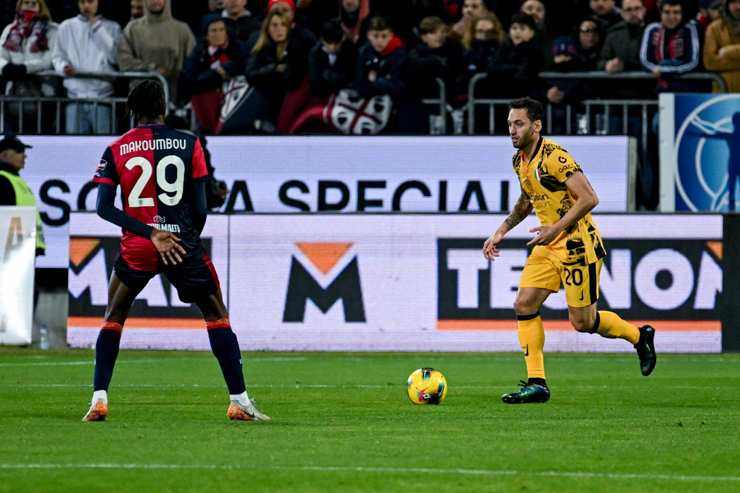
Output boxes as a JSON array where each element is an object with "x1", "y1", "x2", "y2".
[
  {"x1": 0, "y1": 207, "x2": 37, "y2": 345},
  {"x1": 22, "y1": 136, "x2": 630, "y2": 267},
  {"x1": 68, "y1": 213, "x2": 722, "y2": 353}
]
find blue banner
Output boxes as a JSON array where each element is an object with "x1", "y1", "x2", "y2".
[{"x1": 673, "y1": 93, "x2": 740, "y2": 212}]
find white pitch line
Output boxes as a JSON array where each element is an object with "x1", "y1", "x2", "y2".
[
  {"x1": 0, "y1": 463, "x2": 736, "y2": 483},
  {"x1": 0, "y1": 356, "x2": 307, "y2": 367},
  {"x1": 0, "y1": 383, "x2": 733, "y2": 392},
  {"x1": 0, "y1": 383, "x2": 402, "y2": 389}
]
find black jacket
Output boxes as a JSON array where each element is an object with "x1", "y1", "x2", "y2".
[
  {"x1": 199, "y1": 12, "x2": 262, "y2": 42},
  {"x1": 487, "y1": 39, "x2": 544, "y2": 98},
  {"x1": 308, "y1": 41, "x2": 356, "y2": 97},
  {"x1": 355, "y1": 39, "x2": 407, "y2": 101},
  {"x1": 595, "y1": 9, "x2": 623, "y2": 31},
  {"x1": 546, "y1": 43, "x2": 601, "y2": 103},
  {"x1": 406, "y1": 40, "x2": 464, "y2": 99},
  {"x1": 223, "y1": 13, "x2": 262, "y2": 43},
  {"x1": 598, "y1": 20, "x2": 645, "y2": 71},
  {"x1": 180, "y1": 39, "x2": 248, "y2": 99},
  {"x1": 463, "y1": 39, "x2": 500, "y2": 88},
  {"x1": 246, "y1": 34, "x2": 311, "y2": 96}
]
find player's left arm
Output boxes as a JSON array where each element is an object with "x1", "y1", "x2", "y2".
[
  {"x1": 193, "y1": 179, "x2": 208, "y2": 234},
  {"x1": 191, "y1": 137, "x2": 210, "y2": 234}
]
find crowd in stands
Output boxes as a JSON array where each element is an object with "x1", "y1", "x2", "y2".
[{"x1": 0, "y1": 0, "x2": 737, "y2": 135}]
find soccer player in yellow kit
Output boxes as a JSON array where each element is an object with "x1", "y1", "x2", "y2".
[{"x1": 483, "y1": 98, "x2": 657, "y2": 404}]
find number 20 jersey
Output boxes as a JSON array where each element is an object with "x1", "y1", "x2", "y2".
[{"x1": 93, "y1": 124, "x2": 209, "y2": 271}]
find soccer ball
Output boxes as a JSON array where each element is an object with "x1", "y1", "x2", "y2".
[{"x1": 406, "y1": 368, "x2": 448, "y2": 405}]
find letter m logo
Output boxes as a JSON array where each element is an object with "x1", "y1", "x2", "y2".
[{"x1": 283, "y1": 242, "x2": 366, "y2": 322}]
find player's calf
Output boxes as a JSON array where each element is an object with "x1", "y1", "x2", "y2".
[{"x1": 568, "y1": 305, "x2": 598, "y2": 333}]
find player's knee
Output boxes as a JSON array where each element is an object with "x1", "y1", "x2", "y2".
[
  {"x1": 514, "y1": 297, "x2": 538, "y2": 315},
  {"x1": 104, "y1": 306, "x2": 130, "y2": 323},
  {"x1": 569, "y1": 314, "x2": 595, "y2": 333}
]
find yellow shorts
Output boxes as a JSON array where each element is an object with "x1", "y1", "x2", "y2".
[{"x1": 519, "y1": 246, "x2": 602, "y2": 308}]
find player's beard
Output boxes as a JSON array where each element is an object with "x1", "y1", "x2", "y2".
[{"x1": 512, "y1": 125, "x2": 534, "y2": 149}]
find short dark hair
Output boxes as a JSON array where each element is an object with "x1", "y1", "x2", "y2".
[
  {"x1": 368, "y1": 16, "x2": 392, "y2": 32},
  {"x1": 660, "y1": 0, "x2": 682, "y2": 9},
  {"x1": 509, "y1": 97, "x2": 543, "y2": 123},
  {"x1": 509, "y1": 12, "x2": 537, "y2": 32},
  {"x1": 127, "y1": 80, "x2": 166, "y2": 122},
  {"x1": 320, "y1": 19, "x2": 344, "y2": 43},
  {"x1": 419, "y1": 16, "x2": 446, "y2": 35}
]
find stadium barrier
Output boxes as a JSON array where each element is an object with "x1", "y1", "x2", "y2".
[
  {"x1": 1, "y1": 72, "x2": 447, "y2": 136},
  {"x1": 466, "y1": 71, "x2": 727, "y2": 143},
  {"x1": 0, "y1": 207, "x2": 37, "y2": 345},
  {"x1": 67, "y1": 212, "x2": 725, "y2": 353},
  {"x1": 0, "y1": 70, "x2": 170, "y2": 134},
  {"x1": 538, "y1": 70, "x2": 729, "y2": 93},
  {"x1": 182, "y1": 77, "x2": 450, "y2": 135},
  {"x1": 17, "y1": 135, "x2": 632, "y2": 269}
]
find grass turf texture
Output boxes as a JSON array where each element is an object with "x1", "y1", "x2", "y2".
[{"x1": 0, "y1": 349, "x2": 738, "y2": 492}]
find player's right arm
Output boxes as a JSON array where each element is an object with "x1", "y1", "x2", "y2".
[
  {"x1": 93, "y1": 147, "x2": 187, "y2": 265},
  {"x1": 483, "y1": 192, "x2": 532, "y2": 260}
]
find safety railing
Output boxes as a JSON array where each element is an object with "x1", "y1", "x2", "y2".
[
  {"x1": 422, "y1": 78, "x2": 448, "y2": 134},
  {"x1": 0, "y1": 95, "x2": 126, "y2": 134},
  {"x1": 185, "y1": 77, "x2": 449, "y2": 135},
  {"x1": 467, "y1": 70, "x2": 727, "y2": 135},
  {"x1": 0, "y1": 70, "x2": 169, "y2": 134},
  {"x1": 539, "y1": 70, "x2": 728, "y2": 93}
]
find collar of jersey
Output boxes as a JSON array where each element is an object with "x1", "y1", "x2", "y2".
[{"x1": 520, "y1": 136, "x2": 544, "y2": 165}]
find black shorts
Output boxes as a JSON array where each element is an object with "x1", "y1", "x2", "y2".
[{"x1": 114, "y1": 252, "x2": 221, "y2": 303}]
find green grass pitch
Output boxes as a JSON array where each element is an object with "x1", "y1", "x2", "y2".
[{"x1": 0, "y1": 348, "x2": 738, "y2": 492}]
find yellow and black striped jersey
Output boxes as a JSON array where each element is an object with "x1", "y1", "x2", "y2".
[{"x1": 513, "y1": 137, "x2": 606, "y2": 264}]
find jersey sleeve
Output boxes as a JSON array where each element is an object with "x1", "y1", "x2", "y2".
[
  {"x1": 191, "y1": 138, "x2": 208, "y2": 180},
  {"x1": 545, "y1": 147, "x2": 582, "y2": 183},
  {"x1": 92, "y1": 147, "x2": 118, "y2": 186}
]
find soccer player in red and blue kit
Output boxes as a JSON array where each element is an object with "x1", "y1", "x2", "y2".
[{"x1": 83, "y1": 81, "x2": 269, "y2": 422}]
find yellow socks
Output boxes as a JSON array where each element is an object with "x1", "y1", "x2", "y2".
[
  {"x1": 596, "y1": 311, "x2": 640, "y2": 345},
  {"x1": 517, "y1": 313, "x2": 546, "y2": 379}
]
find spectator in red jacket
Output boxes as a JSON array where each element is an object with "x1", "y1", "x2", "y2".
[
  {"x1": 355, "y1": 16, "x2": 407, "y2": 101},
  {"x1": 181, "y1": 17, "x2": 247, "y2": 133}
]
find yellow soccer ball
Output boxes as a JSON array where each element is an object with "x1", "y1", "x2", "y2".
[{"x1": 406, "y1": 368, "x2": 448, "y2": 405}]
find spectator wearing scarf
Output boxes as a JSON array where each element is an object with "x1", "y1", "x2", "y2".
[
  {"x1": 0, "y1": 0, "x2": 58, "y2": 95},
  {"x1": 180, "y1": 17, "x2": 247, "y2": 132},
  {"x1": 0, "y1": 0, "x2": 58, "y2": 132}
]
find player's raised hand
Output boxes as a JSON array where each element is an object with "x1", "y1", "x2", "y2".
[
  {"x1": 151, "y1": 230, "x2": 187, "y2": 266},
  {"x1": 483, "y1": 231, "x2": 505, "y2": 260}
]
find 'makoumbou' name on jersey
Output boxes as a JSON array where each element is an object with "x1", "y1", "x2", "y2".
[
  {"x1": 513, "y1": 137, "x2": 606, "y2": 264},
  {"x1": 120, "y1": 138, "x2": 188, "y2": 155}
]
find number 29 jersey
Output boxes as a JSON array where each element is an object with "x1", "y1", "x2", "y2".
[{"x1": 93, "y1": 124, "x2": 209, "y2": 272}]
